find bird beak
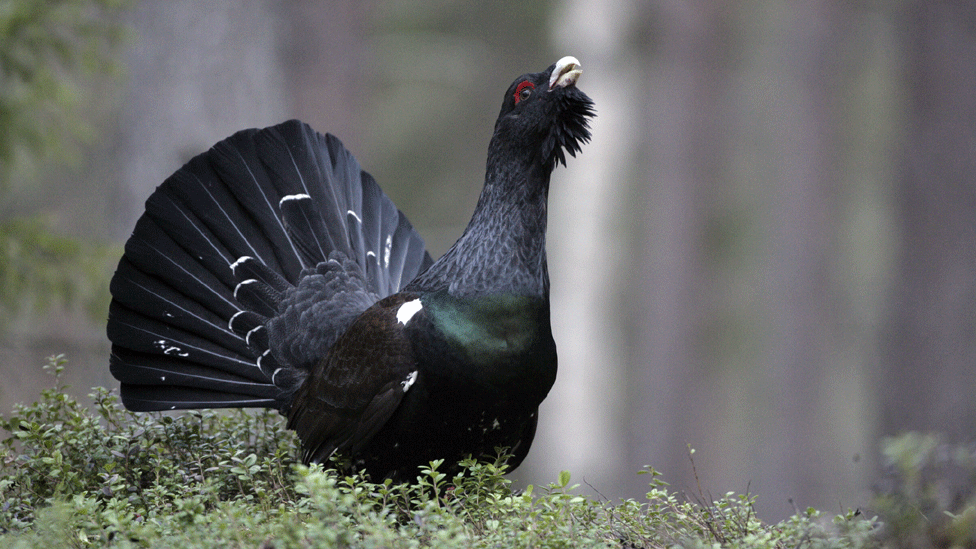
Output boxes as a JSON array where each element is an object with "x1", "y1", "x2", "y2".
[{"x1": 549, "y1": 56, "x2": 583, "y2": 90}]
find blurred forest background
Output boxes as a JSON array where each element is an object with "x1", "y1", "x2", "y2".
[{"x1": 2, "y1": 0, "x2": 975, "y2": 521}]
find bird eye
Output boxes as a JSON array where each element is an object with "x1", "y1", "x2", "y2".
[{"x1": 514, "y1": 81, "x2": 535, "y2": 105}]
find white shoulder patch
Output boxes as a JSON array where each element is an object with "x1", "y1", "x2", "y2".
[
  {"x1": 401, "y1": 370, "x2": 418, "y2": 392},
  {"x1": 395, "y1": 298, "x2": 423, "y2": 325}
]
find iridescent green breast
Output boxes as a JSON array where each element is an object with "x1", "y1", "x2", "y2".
[{"x1": 422, "y1": 292, "x2": 550, "y2": 366}]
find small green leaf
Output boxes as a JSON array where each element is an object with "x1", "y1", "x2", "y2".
[{"x1": 558, "y1": 470, "x2": 571, "y2": 488}]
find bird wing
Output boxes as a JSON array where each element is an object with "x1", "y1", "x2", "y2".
[
  {"x1": 265, "y1": 252, "x2": 380, "y2": 374},
  {"x1": 286, "y1": 292, "x2": 422, "y2": 464}
]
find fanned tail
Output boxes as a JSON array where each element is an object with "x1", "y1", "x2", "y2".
[{"x1": 108, "y1": 120, "x2": 433, "y2": 412}]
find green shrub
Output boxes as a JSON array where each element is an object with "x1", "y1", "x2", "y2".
[
  {"x1": 1, "y1": 356, "x2": 887, "y2": 548},
  {"x1": 1, "y1": 355, "x2": 299, "y2": 546},
  {"x1": 874, "y1": 432, "x2": 976, "y2": 548}
]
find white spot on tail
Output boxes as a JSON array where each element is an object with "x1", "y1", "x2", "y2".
[
  {"x1": 347, "y1": 210, "x2": 362, "y2": 223},
  {"x1": 153, "y1": 339, "x2": 189, "y2": 358},
  {"x1": 401, "y1": 371, "x2": 418, "y2": 392},
  {"x1": 230, "y1": 255, "x2": 253, "y2": 274},
  {"x1": 228, "y1": 310, "x2": 246, "y2": 331},
  {"x1": 234, "y1": 279, "x2": 257, "y2": 299},
  {"x1": 383, "y1": 234, "x2": 393, "y2": 267},
  {"x1": 245, "y1": 325, "x2": 264, "y2": 346},
  {"x1": 395, "y1": 299, "x2": 422, "y2": 325},
  {"x1": 279, "y1": 194, "x2": 311, "y2": 206}
]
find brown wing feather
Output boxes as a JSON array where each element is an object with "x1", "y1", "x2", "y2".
[{"x1": 286, "y1": 292, "x2": 420, "y2": 463}]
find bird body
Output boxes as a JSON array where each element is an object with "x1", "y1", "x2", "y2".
[{"x1": 108, "y1": 57, "x2": 594, "y2": 480}]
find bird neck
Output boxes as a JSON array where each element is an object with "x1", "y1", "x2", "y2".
[{"x1": 407, "y1": 150, "x2": 552, "y2": 298}]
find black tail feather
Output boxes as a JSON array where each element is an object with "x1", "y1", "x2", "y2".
[
  {"x1": 279, "y1": 194, "x2": 332, "y2": 267},
  {"x1": 242, "y1": 325, "x2": 269, "y2": 352},
  {"x1": 117, "y1": 383, "x2": 280, "y2": 411},
  {"x1": 167, "y1": 161, "x2": 291, "y2": 281},
  {"x1": 256, "y1": 127, "x2": 350, "y2": 258},
  {"x1": 123, "y1": 217, "x2": 239, "y2": 318},
  {"x1": 232, "y1": 278, "x2": 281, "y2": 318},
  {"x1": 228, "y1": 310, "x2": 265, "y2": 336},
  {"x1": 110, "y1": 349, "x2": 273, "y2": 393},
  {"x1": 110, "y1": 258, "x2": 246, "y2": 355},
  {"x1": 108, "y1": 302, "x2": 259, "y2": 377},
  {"x1": 143, "y1": 187, "x2": 239, "y2": 291},
  {"x1": 256, "y1": 348, "x2": 282, "y2": 379},
  {"x1": 208, "y1": 131, "x2": 308, "y2": 282},
  {"x1": 230, "y1": 256, "x2": 290, "y2": 294},
  {"x1": 389, "y1": 209, "x2": 432, "y2": 291},
  {"x1": 108, "y1": 120, "x2": 432, "y2": 412}
]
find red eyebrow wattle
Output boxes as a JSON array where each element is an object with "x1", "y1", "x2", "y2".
[{"x1": 514, "y1": 81, "x2": 535, "y2": 104}]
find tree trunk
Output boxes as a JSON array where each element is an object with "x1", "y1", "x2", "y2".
[
  {"x1": 630, "y1": 1, "x2": 857, "y2": 520},
  {"x1": 628, "y1": 0, "x2": 723, "y2": 490},
  {"x1": 114, "y1": 0, "x2": 289, "y2": 235},
  {"x1": 880, "y1": 2, "x2": 976, "y2": 441}
]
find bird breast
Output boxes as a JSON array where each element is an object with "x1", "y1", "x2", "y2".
[{"x1": 416, "y1": 291, "x2": 556, "y2": 393}]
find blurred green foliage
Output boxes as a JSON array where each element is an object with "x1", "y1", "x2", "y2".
[
  {"x1": 0, "y1": 0, "x2": 127, "y2": 323},
  {"x1": 0, "y1": 0, "x2": 126, "y2": 188},
  {"x1": 875, "y1": 432, "x2": 976, "y2": 548},
  {"x1": 0, "y1": 217, "x2": 116, "y2": 326}
]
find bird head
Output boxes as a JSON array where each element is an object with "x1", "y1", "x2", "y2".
[{"x1": 492, "y1": 56, "x2": 596, "y2": 173}]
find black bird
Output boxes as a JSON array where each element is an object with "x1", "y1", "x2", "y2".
[{"x1": 107, "y1": 56, "x2": 594, "y2": 480}]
